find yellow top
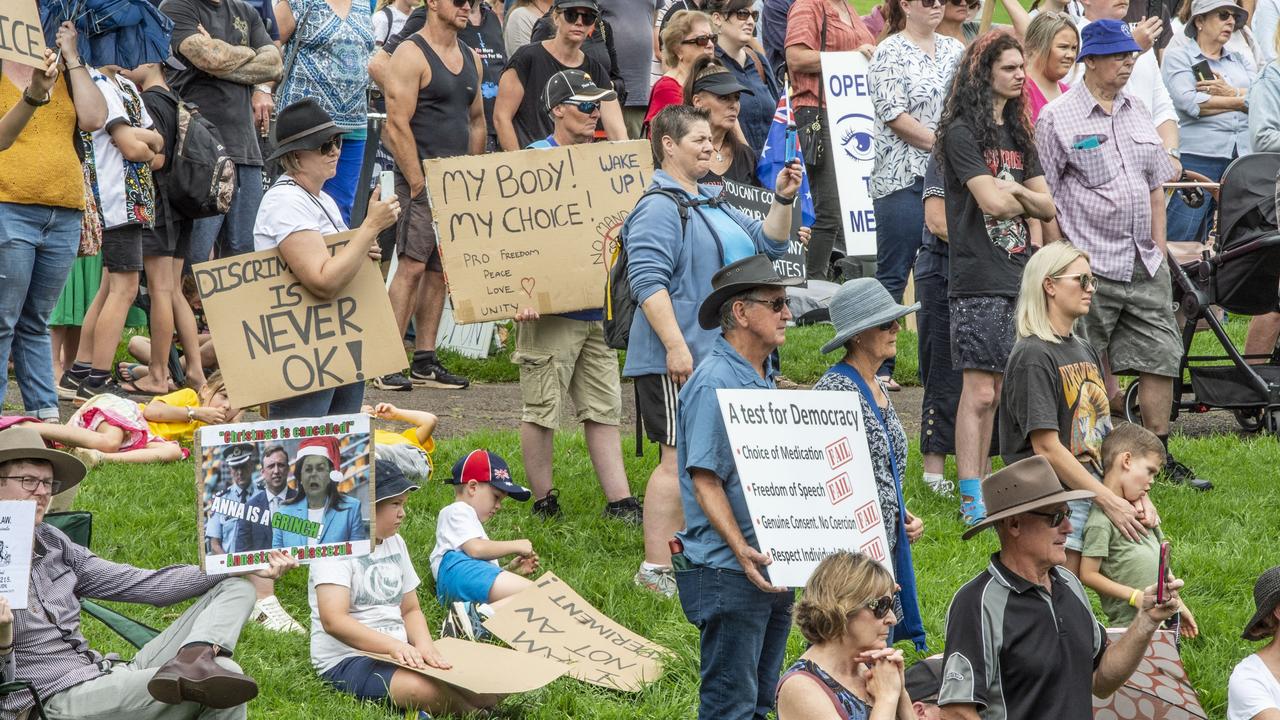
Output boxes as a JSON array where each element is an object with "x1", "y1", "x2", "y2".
[
  {"x1": 0, "y1": 73, "x2": 85, "y2": 210},
  {"x1": 143, "y1": 388, "x2": 202, "y2": 443},
  {"x1": 374, "y1": 428, "x2": 436, "y2": 478}
]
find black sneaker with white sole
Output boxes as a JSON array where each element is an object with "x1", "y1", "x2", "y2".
[
  {"x1": 57, "y1": 373, "x2": 82, "y2": 401},
  {"x1": 371, "y1": 372, "x2": 412, "y2": 391},
  {"x1": 410, "y1": 359, "x2": 470, "y2": 389},
  {"x1": 604, "y1": 496, "x2": 643, "y2": 525}
]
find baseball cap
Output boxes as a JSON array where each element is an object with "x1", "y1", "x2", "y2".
[
  {"x1": 690, "y1": 71, "x2": 754, "y2": 98},
  {"x1": 904, "y1": 657, "x2": 944, "y2": 704},
  {"x1": 543, "y1": 69, "x2": 617, "y2": 111},
  {"x1": 553, "y1": 0, "x2": 599, "y2": 10},
  {"x1": 447, "y1": 450, "x2": 532, "y2": 501},
  {"x1": 375, "y1": 462, "x2": 420, "y2": 503},
  {"x1": 1077, "y1": 18, "x2": 1141, "y2": 61}
]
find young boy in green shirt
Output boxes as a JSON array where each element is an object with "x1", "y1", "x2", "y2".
[{"x1": 1079, "y1": 422, "x2": 1197, "y2": 635}]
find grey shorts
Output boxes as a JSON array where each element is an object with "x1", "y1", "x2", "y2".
[
  {"x1": 1076, "y1": 261, "x2": 1181, "y2": 378},
  {"x1": 950, "y1": 295, "x2": 1017, "y2": 372},
  {"x1": 393, "y1": 172, "x2": 443, "y2": 271}
]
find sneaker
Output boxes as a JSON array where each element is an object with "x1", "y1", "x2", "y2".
[
  {"x1": 922, "y1": 473, "x2": 954, "y2": 496},
  {"x1": 532, "y1": 489, "x2": 562, "y2": 519},
  {"x1": 75, "y1": 379, "x2": 133, "y2": 405},
  {"x1": 57, "y1": 373, "x2": 82, "y2": 401},
  {"x1": 603, "y1": 496, "x2": 643, "y2": 525},
  {"x1": 410, "y1": 358, "x2": 470, "y2": 389},
  {"x1": 250, "y1": 596, "x2": 306, "y2": 634},
  {"x1": 371, "y1": 372, "x2": 412, "y2": 391},
  {"x1": 1162, "y1": 458, "x2": 1213, "y2": 491},
  {"x1": 441, "y1": 601, "x2": 490, "y2": 641},
  {"x1": 633, "y1": 565, "x2": 676, "y2": 598}
]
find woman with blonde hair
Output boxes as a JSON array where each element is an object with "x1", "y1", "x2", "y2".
[
  {"x1": 777, "y1": 551, "x2": 911, "y2": 719},
  {"x1": 1023, "y1": 11, "x2": 1078, "y2": 122},
  {"x1": 645, "y1": 10, "x2": 717, "y2": 128}
]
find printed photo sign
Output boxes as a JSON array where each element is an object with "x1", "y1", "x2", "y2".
[
  {"x1": 195, "y1": 414, "x2": 374, "y2": 574},
  {"x1": 820, "y1": 52, "x2": 878, "y2": 257}
]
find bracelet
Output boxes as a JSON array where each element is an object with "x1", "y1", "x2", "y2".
[
  {"x1": 187, "y1": 406, "x2": 196, "y2": 421},
  {"x1": 774, "y1": 193, "x2": 796, "y2": 206},
  {"x1": 65, "y1": 62, "x2": 83, "y2": 71},
  {"x1": 21, "y1": 90, "x2": 50, "y2": 108},
  {"x1": 0, "y1": 642, "x2": 14, "y2": 652},
  {"x1": 1128, "y1": 588, "x2": 1142, "y2": 607}
]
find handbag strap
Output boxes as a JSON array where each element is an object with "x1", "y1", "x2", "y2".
[
  {"x1": 816, "y1": 7, "x2": 827, "y2": 108},
  {"x1": 281, "y1": 2, "x2": 317, "y2": 96}
]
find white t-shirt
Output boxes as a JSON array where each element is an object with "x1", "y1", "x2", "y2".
[
  {"x1": 1228, "y1": 653, "x2": 1280, "y2": 720},
  {"x1": 90, "y1": 71, "x2": 154, "y2": 230},
  {"x1": 308, "y1": 533, "x2": 421, "y2": 673},
  {"x1": 429, "y1": 501, "x2": 495, "y2": 578},
  {"x1": 371, "y1": 5, "x2": 409, "y2": 45},
  {"x1": 253, "y1": 180, "x2": 348, "y2": 251}
]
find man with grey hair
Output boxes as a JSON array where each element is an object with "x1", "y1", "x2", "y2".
[{"x1": 673, "y1": 254, "x2": 802, "y2": 720}]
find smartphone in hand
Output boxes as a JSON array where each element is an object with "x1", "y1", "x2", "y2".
[
  {"x1": 1155, "y1": 541, "x2": 1171, "y2": 604},
  {"x1": 379, "y1": 170, "x2": 395, "y2": 202},
  {"x1": 1192, "y1": 60, "x2": 1214, "y2": 83}
]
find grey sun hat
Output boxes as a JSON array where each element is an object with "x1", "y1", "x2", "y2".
[
  {"x1": 1185, "y1": 0, "x2": 1248, "y2": 38},
  {"x1": 820, "y1": 278, "x2": 920, "y2": 354},
  {"x1": 1243, "y1": 565, "x2": 1280, "y2": 641}
]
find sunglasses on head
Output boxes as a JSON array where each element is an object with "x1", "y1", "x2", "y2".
[
  {"x1": 563, "y1": 8, "x2": 598, "y2": 24},
  {"x1": 1053, "y1": 272, "x2": 1099, "y2": 291},
  {"x1": 864, "y1": 595, "x2": 894, "y2": 619},
  {"x1": 563, "y1": 99, "x2": 600, "y2": 114},
  {"x1": 320, "y1": 137, "x2": 343, "y2": 155},
  {"x1": 742, "y1": 295, "x2": 789, "y2": 313},
  {"x1": 1028, "y1": 508, "x2": 1068, "y2": 528},
  {"x1": 681, "y1": 33, "x2": 719, "y2": 47},
  {"x1": 730, "y1": 8, "x2": 760, "y2": 20}
]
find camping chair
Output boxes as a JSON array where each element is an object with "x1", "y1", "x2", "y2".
[{"x1": 0, "y1": 512, "x2": 163, "y2": 719}]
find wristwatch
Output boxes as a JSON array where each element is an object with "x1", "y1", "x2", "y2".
[
  {"x1": 1166, "y1": 147, "x2": 1181, "y2": 160},
  {"x1": 254, "y1": 84, "x2": 273, "y2": 95},
  {"x1": 21, "y1": 90, "x2": 50, "y2": 108}
]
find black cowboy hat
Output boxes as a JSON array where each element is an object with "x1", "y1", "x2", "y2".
[{"x1": 266, "y1": 98, "x2": 346, "y2": 163}]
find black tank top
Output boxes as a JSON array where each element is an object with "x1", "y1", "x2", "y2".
[{"x1": 407, "y1": 34, "x2": 478, "y2": 160}]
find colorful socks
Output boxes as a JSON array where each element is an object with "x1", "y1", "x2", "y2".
[{"x1": 959, "y1": 477, "x2": 986, "y2": 526}]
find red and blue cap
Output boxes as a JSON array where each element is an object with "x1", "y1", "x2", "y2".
[{"x1": 447, "y1": 449, "x2": 532, "y2": 501}]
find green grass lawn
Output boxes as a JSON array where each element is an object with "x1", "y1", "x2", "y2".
[{"x1": 76, "y1": 417, "x2": 1275, "y2": 719}]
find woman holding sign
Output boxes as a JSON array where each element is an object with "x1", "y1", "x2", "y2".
[
  {"x1": 813, "y1": 278, "x2": 925, "y2": 651},
  {"x1": 251, "y1": 98, "x2": 400, "y2": 420}
]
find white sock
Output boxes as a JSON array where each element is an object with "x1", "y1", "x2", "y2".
[{"x1": 641, "y1": 561, "x2": 669, "y2": 571}]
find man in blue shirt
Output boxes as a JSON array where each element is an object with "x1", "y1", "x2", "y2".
[{"x1": 674, "y1": 253, "x2": 802, "y2": 720}]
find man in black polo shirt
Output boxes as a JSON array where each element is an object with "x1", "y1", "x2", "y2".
[{"x1": 938, "y1": 456, "x2": 1187, "y2": 720}]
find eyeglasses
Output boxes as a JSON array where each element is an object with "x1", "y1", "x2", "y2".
[
  {"x1": 730, "y1": 8, "x2": 760, "y2": 21},
  {"x1": 563, "y1": 8, "x2": 598, "y2": 24},
  {"x1": 1212, "y1": 8, "x2": 1237, "y2": 20},
  {"x1": 681, "y1": 33, "x2": 719, "y2": 47},
  {"x1": 1028, "y1": 509, "x2": 1068, "y2": 528},
  {"x1": 1098, "y1": 50, "x2": 1138, "y2": 61},
  {"x1": 0, "y1": 475, "x2": 61, "y2": 495},
  {"x1": 1053, "y1": 272, "x2": 1099, "y2": 291},
  {"x1": 865, "y1": 595, "x2": 894, "y2": 619},
  {"x1": 320, "y1": 137, "x2": 343, "y2": 155},
  {"x1": 563, "y1": 100, "x2": 601, "y2": 114},
  {"x1": 742, "y1": 296, "x2": 789, "y2": 313}
]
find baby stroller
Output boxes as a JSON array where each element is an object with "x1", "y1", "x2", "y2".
[{"x1": 1124, "y1": 152, "x2": 1280, "y2": 432}]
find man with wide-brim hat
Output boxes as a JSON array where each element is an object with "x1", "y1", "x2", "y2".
[
  {"x1": 1228, "y1": 566, "x2": 1280, "y2": 718},
  {"x1": 938, "y1": 455, "x2": 1188, "y2": 720},
  {"x1": 677, "y1": 254, "x2": 800, "y2": 719},
  {"x1": 0, "y1": 426, "x2": 298, "y2": 719}
]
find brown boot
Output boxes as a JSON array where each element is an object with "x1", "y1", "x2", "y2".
[{"x1": 147, "y1": 643, "x2": 259, "y2": 709}]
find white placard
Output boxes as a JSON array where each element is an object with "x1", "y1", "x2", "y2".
[
  {"x1": 820, "y1": 52, "x2": 878, "y2": 257},
  {"x1": 435, "y1": 297, "x2": 497, "y2": 359},
  {"x1": 716, "y1": 389, "x2": 891, "y2": 588},
  {"x1": 0, "y1": 501, "x2": 36, "y2": 609}
]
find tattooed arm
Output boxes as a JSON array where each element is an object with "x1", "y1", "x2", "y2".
[
  {"x1": 178, "y1": 27, "x2": 256, "y2": 75},
  {"x1": 220, "y1": 45, "x2": 283, "y2": 85}
]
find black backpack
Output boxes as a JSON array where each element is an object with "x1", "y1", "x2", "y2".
[
  {"x1": 154, "y1": 91, "x2": 236, "y2": 221},
  {"x1": 603, "y1": 188, "x2": 722, "y2": 350}
]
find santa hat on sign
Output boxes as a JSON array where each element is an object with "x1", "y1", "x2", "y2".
[{"x1": 294, "y1": 436, "x2": 344, "y2": 483}]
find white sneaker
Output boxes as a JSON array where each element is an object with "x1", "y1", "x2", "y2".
[
  {"x1": 251, "y1": 596, "x2": 306, "y2": 634},
  {"x1": 633, "y1": 565, "x2": 677, "y2": 598},
  {"x1": 922, "y1": 473, "x2": 955, "y2": 496}
]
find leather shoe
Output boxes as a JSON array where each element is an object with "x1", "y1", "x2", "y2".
[{"x1": 147, "y1": 643, "x2": 258, "y2": 709}]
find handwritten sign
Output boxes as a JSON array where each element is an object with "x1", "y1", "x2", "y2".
[
  {"x1": 716, "y1": 389, "x2": 891, "y2": 588},
  {"x1": 359, "y1": 638, "x2": 568, "y2": 694},
  {"x1": 0, "y1": 501, "x2": 35, "y2": 609},
  {"x1": 0, "y1": 0, "x2": 46, "y2": 69},
  {"x1": 718, "y1": 180, "x2": 806, "y2": 282},
  {"x1": 193, "y1": 233, "x2": 404, "y2": 408},
  {"x1": 424, "y1": 140, "x2": 652, "y2": 323},
  {"x1": 820, "y1": 52, "x2": 878, "y2": 257},
  {"x1": 482, "y1": 572, "x2": 668, "y2": 691}
]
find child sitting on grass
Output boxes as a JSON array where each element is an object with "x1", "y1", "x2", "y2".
[
  {"x1": 1079, "y1": 422, "x2": 1198, "y2": 636},
  {"x1": 310, "y1": 462, "x2": 501, "y2": 718},
  {"x1": 430, "y1": 449, "x2": 540, "y2": 640}
]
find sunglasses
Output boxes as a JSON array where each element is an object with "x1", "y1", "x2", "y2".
[
  {"x1": 742, "y1": 296, "x2": 789, "y2": 313},
  {"x1": 320, "y1": 137, "x2": 343, "y2": 155},
  {"x1": 1028, "y1": 509, "x2": 1068, "y2": 528},
  {"x1": 1053, "y1": 272, "x2": 1099, "y2": 291},
  {"x1": 730, "y1": 8, "x2": 760, "y2": 20},
  {"x1": 562, "y1": 8, "x2": 597, "y2": 24},
  {"x1": 1211, "y1": 8, "x2": 1237, "y2": 20},
  {"x1": 912, "y1": 0, "x2": 942, "y2": 7},
  {"x1": 947, "y1": 0, "x2": 982, "y2": 8},
  {"x1": 681, "y1": 33, "x2": 719, "y2": 47},
  {"x1": 563, "y1": 100, "x2": 601, "y2": 114},
  {"x1": 864, "y1": 595, "x2": 894, "y2": 619},
  {"x1": 447, "y1": 0, "x2": 469, "y2": 7}
]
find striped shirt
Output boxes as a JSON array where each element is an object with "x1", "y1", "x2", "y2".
[
  {"x1": 3, "y1": 524, "x2": 223, "y2": 719},
  {"x1": 938, "y1": 554, "x2": 1108, "y2": 720},
  {"x1": 1036, "y1": 83, "x2": 1176, "y2": 282}
]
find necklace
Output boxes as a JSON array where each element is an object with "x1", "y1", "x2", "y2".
[{"x1": 713, "y1": 138, "x2": 726, "y2": 163}]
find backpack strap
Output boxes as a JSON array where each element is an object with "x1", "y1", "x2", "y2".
[{"x1": 380, "y1": 6, "x2": 395, "y2": 44}]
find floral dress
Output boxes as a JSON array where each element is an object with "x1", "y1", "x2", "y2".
[
  {"x1": 279, "y1": 0, "x2": 374, "y2": 131},
  {"x1": 777, "y1": 658, "x2": 872, "y2": 720}
]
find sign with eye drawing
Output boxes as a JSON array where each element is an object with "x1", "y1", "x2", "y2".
[{"x1": 820, "y1": 52, "x2": 878, "y2": 257}]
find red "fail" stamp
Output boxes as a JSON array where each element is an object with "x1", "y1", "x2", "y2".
[
  {"x1": 825, "y1": 438, "x2": 852, "y2": 470},
  {"x1": 860, "y1": 537, "x2": 886, "y2": 563},
  {"x1": 854, "y1": 500, "x2": 880, "y2": 532},
  {"x1": 826, "y1": 473, "x2": 853, "y2": 505}
]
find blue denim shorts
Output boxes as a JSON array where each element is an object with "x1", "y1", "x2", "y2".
[
  {"x1": 435, "y1": 550, "x2": 501, "y2": 605},
  {"x1": 1065, "y1": 498, "x2": 1093, "y2": 552},
  {"x1": 321, "y1": 655, "x2": 397, "y2": 701}
]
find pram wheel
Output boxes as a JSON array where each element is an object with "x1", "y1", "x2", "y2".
[
  {"x1": 1123, "y1": 380, "x2": 1180, "y2": 425},
  {"x1": 1233, "y1": 408, "x2": 1264, "y2": 432}
]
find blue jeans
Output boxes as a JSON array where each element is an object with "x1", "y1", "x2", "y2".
[
  {"x1": 188, "y1": 164, "x2": 264, "y2": 264},
  {"x1": 873, "y1": 178, "x2": 924, "y2": 376},
  {"x1": 0, "y1": 202, "x2": 81, "y2": 418},
  {"x1": 322, "y1": 138, "x2": 365, "y2": 227},
  {"x1": 1165, "y1": 152, "x2": 1232, "y2": 243},
  {"x1": 267, "y1": 381, "x2": 364, "y2": 420},
  {"x1": 676, "y1": 566, "x2": 795, "y2": 720}
]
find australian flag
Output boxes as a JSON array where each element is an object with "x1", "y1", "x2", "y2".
[{"x1": 756, "y1": 96, "x2": 816, "y2": 227}]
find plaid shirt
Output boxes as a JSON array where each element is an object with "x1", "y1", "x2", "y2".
[
  {"x1": 1036, "y1": 82, "x2": 1176, "y2": 281},
  {"x1": 3, "y1": 524, "x2": 223, "y2": 719}
]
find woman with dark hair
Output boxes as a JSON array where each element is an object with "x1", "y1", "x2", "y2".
[
  {"x1": 273, "y1": 436, "x2": 369, "y2": 547},
  {"x1": 1229, "y1": 565, "x2": 1280, "y2": 720},
  {"x1": 683, "y1": 56, "x2": 757, "y2": 185},
  {"x1": 707, "y1": 0, "x2": 778, "y2": 152}
]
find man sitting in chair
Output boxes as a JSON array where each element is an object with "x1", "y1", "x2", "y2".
[{"x1": 0, "y1": 426, "x2": 296, "y2": 720}]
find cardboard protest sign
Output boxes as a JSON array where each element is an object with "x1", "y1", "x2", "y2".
[
  {"x1": 0, "y1": 0, "x2": 47, "y2": 69},
  {"x1": 0, "y1": 501, "x2": 35, "y2": 609},
  {"x1": 359, "y1": 638, "x2": 568, "y2": 694},
  {"x1": 820, "y1": 52, "x2": 878, "y2": 257},
  {"x1": 436, "y1": 296, "x2": 497, "y2": 359},
  {"x1": 196, "y1": 414, "x2": 374, "y2": 574},
  {"x1": 718, "y1": 179, "x2": 806, "y2": 282},
  {"x1": 423, "y1": 140, "x2": 653, "y2": 323},
  {"x1": 716, "y1": 389, "x2": 891, "y2": 588},
  {"x1": 192, "y1": 233, "x2": 404, "y2": 408},
  {"x1": 483, "y1": 572, "x2": 668, "y2": 691}
]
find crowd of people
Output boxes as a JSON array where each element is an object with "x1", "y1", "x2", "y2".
[{"x1": 2, "y1": 0, "x2": 1280, "y2": 716}]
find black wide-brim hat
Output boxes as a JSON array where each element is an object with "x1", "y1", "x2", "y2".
[
  {"x1": 266, "y1": 98, "x2": 346, "y2": 163},
  {"x1": 1243, "y1": 565, "x2": 1280, "y2": 641}
]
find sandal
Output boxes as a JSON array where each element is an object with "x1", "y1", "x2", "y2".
[{"x1": 877, "y1": 375, "x2": 902, "y2": 392}]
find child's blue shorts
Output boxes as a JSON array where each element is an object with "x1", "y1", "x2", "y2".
[
  {"x1": 321, "y1": 655, "x2": 397, "y2": 701},
  {"x1": 435, "y1": 550, "x2": 502, "y2": 605}
]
